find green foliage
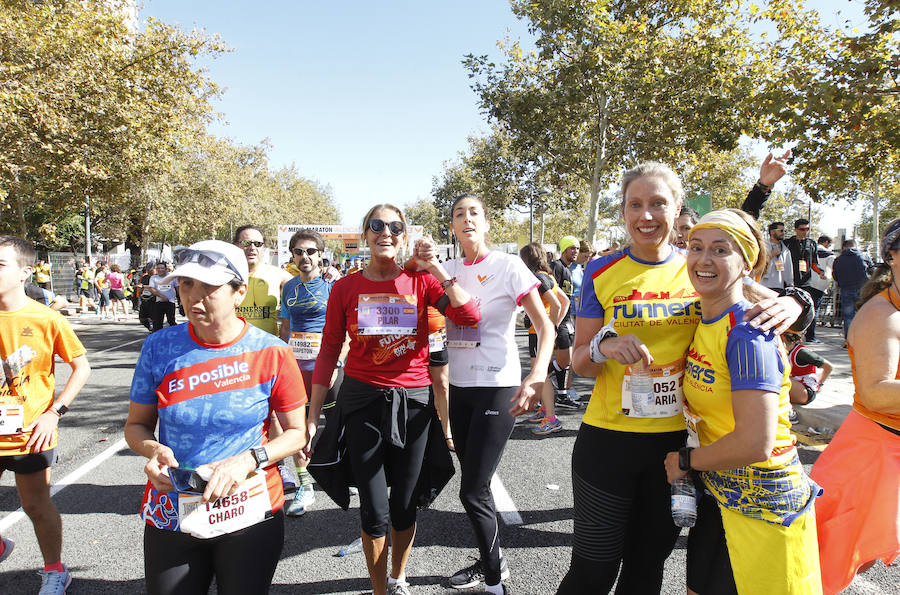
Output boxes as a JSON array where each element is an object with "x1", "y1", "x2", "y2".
[
  {"x1": 1, "y1": 1, "x2": 340, "y2": 262},
  {"x1": 404, "y1": 198, "x2": 448, "y2": 242},
  {"x1": 130, "y1": 135, "x2": 340, "y2": 247},
  {"x1": 757, "y1": 0, "x2": 900, "y2": 201},
  {"x1": 464, "y1": 0, "x2": 769, "y2": 242},
  {"x1": 857, "y1": 178, "x2": 900, "y2": 241},
  {"x1": 677, "y1": 145, "x2": 759, "y2": 210}
]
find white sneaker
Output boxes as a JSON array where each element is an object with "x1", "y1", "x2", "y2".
[
  {"x1": 38, "y1": 564, "x2": 71, "y2": 595},
  {"x1": 285, "y1": 484, "x2": 315, "y2": 516}
]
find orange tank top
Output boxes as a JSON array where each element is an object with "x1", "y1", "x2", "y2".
[
  {"x1": 849, "y1": 289, "x2": 900, "y2": 431},
  {"x1": 426, "y1": 305, "x2": 445, "y2": 334}
]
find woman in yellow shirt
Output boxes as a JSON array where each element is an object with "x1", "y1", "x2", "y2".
[{"x1": 664, "y1": 209, "x2": 821, "y2": 594}]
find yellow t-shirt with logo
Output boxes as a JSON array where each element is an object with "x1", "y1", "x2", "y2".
[
  {"x1": 683, "y1": 301, "x2": 796, "y2": 468},
  {"x1": 684, "y1": 301, "x2": 820, "y2": 594},
  {"x1": 579, "y1": 247, "x2": 700, "y2": 433},
  {"x1": 237, "y1": 264, "x2": 284, "y2": 335},
  {"x1": 0, "y1": 300, "x2": 86, "y2": 455}
]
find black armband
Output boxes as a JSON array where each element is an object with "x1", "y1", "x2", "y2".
[{"x1": 783, "y1": 286, "x2": 815, "y2": 332}]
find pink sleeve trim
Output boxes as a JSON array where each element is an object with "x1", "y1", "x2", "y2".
[{"x1": 516, "y1": 281, "x2": 540, "y2": 306}]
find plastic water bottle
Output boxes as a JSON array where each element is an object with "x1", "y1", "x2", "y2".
[
  {"x1": 671, "y1": 477, "x2": 697, "y2": 528},
  {"x1": 337, "y1": 537, "x2": 363, "y2": 557},
  {"x1": 630, "y1": 363, "x2": 653, "y2": 416}
]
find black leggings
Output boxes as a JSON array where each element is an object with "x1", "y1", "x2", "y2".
[
  {"x1": 343, "y1": 387, "x2": 431, "y2": 538},
  {"x1": 449, "y1": 385, "x2": 517, "y2": 585},
  {"x1": 144, "y1": 510, "x2": 284, "y2": 595},
  {"x1": 558, "y1": 424, "x2": 686, "y2": 594}
]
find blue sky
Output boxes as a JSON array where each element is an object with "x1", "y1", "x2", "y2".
[{"x1": 141, "y1": 1, "x2": 870, "y2": 233}]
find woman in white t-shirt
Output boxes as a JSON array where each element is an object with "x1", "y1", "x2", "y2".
[{"x1": 443, "y1": 194, "x2": 556, "y2": 594}]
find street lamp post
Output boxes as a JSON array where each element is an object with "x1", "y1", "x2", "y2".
[
  {"x1": 85, "y1": 193, "x2": 92, "y2": 263},
  {"x1": 530, "y1": 188, "x2": 550, "y2": 244}
]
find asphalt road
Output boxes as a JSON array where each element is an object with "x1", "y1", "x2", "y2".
[{"x1": 0, "y1": 315, "x2": 896, "y2": 594}]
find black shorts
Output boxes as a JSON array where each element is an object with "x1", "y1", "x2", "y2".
[
  {"x1": 79, "y1": 288, "x2": 92, "y2": 297},
  {"x1": 528, "y1": 333, "x2": 538, "y2": 358},
  {"x1": 110, "y1": 289, "x2": 126, "y2": 301},
  {"x1": 429, "y1": 345, "x2": 449, "y2": 367},
  {"x1": 0, "y1": 448, "x2": 56, "y2": 474},
  {"x1": 554, "y1": 327, "x2": 574, "y2": 350},
  {"x1": 804, "y1": 386, "x2": 817, "y2": 404}
]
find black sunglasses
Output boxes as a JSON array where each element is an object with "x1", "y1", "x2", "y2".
[
  {"x1": 238, "y1": 240, "x2": 265, "y2": 248},
  {"x1": 292, "y1": 247, "x2": 319, "y2": 256},
  {"x1": 368, "y1": 218, "x2": 405, "y2": 236}
]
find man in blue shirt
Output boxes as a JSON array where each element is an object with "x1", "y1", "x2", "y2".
[{"x1": 832, "y1": 239, "x2": 874, "y2": 341}]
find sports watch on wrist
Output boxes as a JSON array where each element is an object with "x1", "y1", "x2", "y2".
[
  {"x1": 51, "y1": 404, "x2": 68, "y2": 417},
  {"x1": 250, "y1": 446, "x2": 268, "y2": 469},
  {"x1": 678, "y1": 446, "x2": 694, "y2": 471}
]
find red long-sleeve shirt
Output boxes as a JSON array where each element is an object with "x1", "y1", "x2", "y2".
[{"x1": 312, "y1": 270, "x2": 480, "y2": 387}]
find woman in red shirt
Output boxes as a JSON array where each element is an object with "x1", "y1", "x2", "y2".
[{"x1": 306, "y1": 203, "x2": 480, "y2": 595}]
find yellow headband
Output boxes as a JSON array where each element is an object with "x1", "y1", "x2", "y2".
[{"x1": 689, "y1": 210, "x2": 760, "y2": 267}]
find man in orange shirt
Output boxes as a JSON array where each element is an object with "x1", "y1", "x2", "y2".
[{"x1": 0, "y1": 236, "x2": 91, "y2": 594}]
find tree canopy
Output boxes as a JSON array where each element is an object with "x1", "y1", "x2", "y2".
[
  {"x1": 463, "y1": 0, "x2": 770, "y2": 243},
  {"x1": 2, "y1": 0, "x2": 340, "y2": 261}
]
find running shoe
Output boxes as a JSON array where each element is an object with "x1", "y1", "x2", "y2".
[
  {"x1": 449, "y1": 556, "x2": 510, "y2": 589},
  {"x1": 0, "y1": 537, "x2": 14, "y2": 563},
  {"x1": 532, "y1": 417, "x2": 562, "y2": 436},
  {"x1": 387, "y1": 580, "x2": 411, "y2": 595},
  {"x1": 554, "y1": 394, "x2": 581, "y2": 410},
  {"x1": 789, "y1": 409, "x2": 800, "y2": 425},
  {"x1": 38, "y1": 564, "x2": 71, "y2": 595},
  {"x1": 566, "y1": 387, "x2": 583, "y2": 403},
  {"x1": 526, "y1": 407, "x2": 545, "y2": 423},
  {"x1": 285, "y1": 484, "x2": 315, "y2": 517}
]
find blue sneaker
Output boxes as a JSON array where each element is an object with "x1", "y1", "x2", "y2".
[
  {"x1": 38, "y1": 564, "x2": 71, "y2": 595},
  {"x1": 0, "y1": 537, "x2": 14, "y2": 563},
  {"x1": 285, "y1": 484, "x2": 315, "y2": 517},
  {"x1": 532, "y1": 417, "x2": 562, "y2": 436}
]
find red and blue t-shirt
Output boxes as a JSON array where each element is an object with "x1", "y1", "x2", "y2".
[{"x1": 130, "y1": 321, "x2": 306, "y2": 530}]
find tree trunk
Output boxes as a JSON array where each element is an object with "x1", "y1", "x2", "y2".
[
  {"x1": 125, "y1": 214, "x2": 145, "y2": 270},
  {"x1": 873, "y1": 170, "x2": 880, "y2": 259},
  {"x1": 586, "y1": 95, "x2": 609, "y2": 244},
  {"x1": 14, "y1": 188, "x2": 27, "y2": 238}
]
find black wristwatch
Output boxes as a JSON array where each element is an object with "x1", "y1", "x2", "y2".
[
  {"x1": 51, "y1": 404, "x2": 68, "y2": 417},
  {"x1": 782, "y1": 286, "x2": 815, "y2": 333},
  {"x1": 250, "y1": 446, "x2": 269, "y2": 469},
  {"x1": 678, "y1": 447, "x2": 694, "y2": 472}
]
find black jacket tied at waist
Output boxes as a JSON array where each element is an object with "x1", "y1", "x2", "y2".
[{"x1": 308, "y1": 375, "x2": 454, "y2": 511}]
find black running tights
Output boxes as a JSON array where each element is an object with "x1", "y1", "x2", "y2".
[
  {"x1": 449, "y1": 384, "x2": 517, "y2": 586},
  {"x1": 557, "y1": 424, "x2": 686, "y2": 594}
]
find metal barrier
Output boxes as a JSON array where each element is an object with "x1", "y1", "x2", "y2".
[{"x1": 46, "y1": 251, "x2": 132, "y2": 300}]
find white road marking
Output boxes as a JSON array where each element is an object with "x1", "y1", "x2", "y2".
[
  {"x1": 0, "y1": 438, "x2": 129, "y2": 532},
  {"x1": 94, "y1": 337, "x2": 144, "y2": 355},
  {"x1": 491, "y1": 473, "x2": 523, "y2": 526}
]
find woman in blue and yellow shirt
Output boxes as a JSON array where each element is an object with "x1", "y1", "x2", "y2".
[
  {"x1": 559, "y1": 164, "x2": 809, "y2": 594},
  {"x1": 664, "y1": 209, "x2": 821, "y2": 594}
]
